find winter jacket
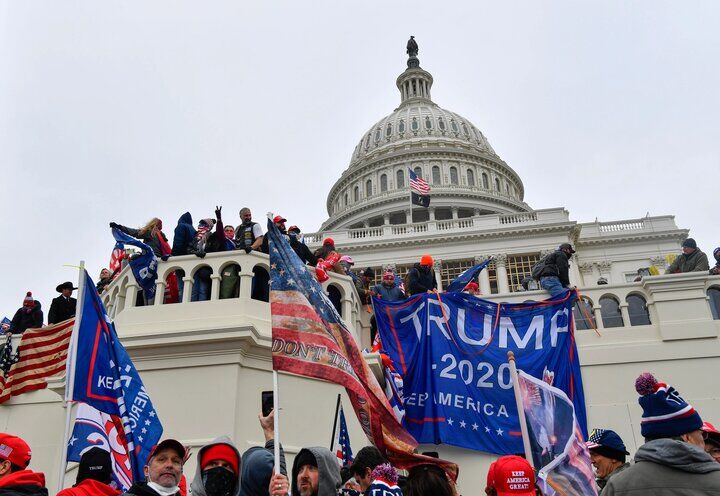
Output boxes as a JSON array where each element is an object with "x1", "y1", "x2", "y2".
[
  {"x1": 354, "y1": 278, "x2": 372, "y2": 305},
  {"x1": 121, "y1": 481, "x2": 179, "y2": 496},
  {"x1": 203, "y1": 217, "x2": 235, "y2": 254},
  {"x1": 190, "y1": 436, "x2": 242, "y2": 496},
  {"x1": 0, "y1": 470, "x2": 48, "y2": 496},
  {"x1": 48, "y1": 295, "x2": 76, "y2": 324},
  {"x1": 289, "y1": 237, "x2": 317, "y2": 266},
  {"x1": 538, "y1": 250, "x2": 571, "y2": 287},
  {"x1": 172, "y1": 213, "x2": 196, "y2": 256},
  {"x1": 603, "y1": 439, "x2": 720, "y2": 496},
  {"x1": 240, "y1": 440, "x2": 288, "y2": 496},
  {"x1": 234, "y1": 222, "x2": 261, "y2": 252},
  {"x1": 57, "y1": 479, "x2": 121, "y2": 496},
  {"x1": 597, "y1": 462, "x2": 630, "y2": 493},
  {"x1": 372, "y1": 283, "x2": 405, "y2": 302},
  {"x1": 9, "y1": 302, "x2": 43, "y2": 334},
  {"x1": 115, "y1": 225, "x2": 167, "y2": 257},
  {"x1": 407, "y1": 264, "x2": 437, "y2": 296},
  {"x1": 291, "y1": 447, "x2": 341, "y2": 496},
  {"x1": 667, "y1": 249, "x2": 710, "y2": 274}
]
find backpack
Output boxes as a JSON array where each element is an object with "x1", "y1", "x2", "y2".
[{"x1": 531, "y1": 254, "x2": 553, "y2": 281}]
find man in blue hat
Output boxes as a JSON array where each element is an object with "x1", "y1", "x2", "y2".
[{"x1": 586, "y1": 429, "x2": 630, "y2": 493}]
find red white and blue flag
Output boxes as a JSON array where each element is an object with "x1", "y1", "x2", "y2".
[
  {"x1": 333, "y1": 405, "x2": 353, "y2": 467},
  {"x1": 109, "y1": 243, "x2": 124, "y2": 274},
  {"x1": 408, "y1": 169, "x2": 430, "y2": 208},
  {"x1": 267, "y1": 219, "x2": 457, "y2": 479},
  {"x1": 516, "y1": 369, "x2": 597, "y2": 496}
]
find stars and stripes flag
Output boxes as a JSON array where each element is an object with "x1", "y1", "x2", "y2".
[
  {"x1": 0, "y1": 319, "x2": 75, "y2": 403},
  {"x1": 333, "y1": 405, "x2": 353, "y2": 467},
  {"x1": 516, "y1": 369, "x2": 597, "y2": 496},
  {"x1": 408, "y1": 169, "x2": 430, "y2": 208},
  {"x1": 267, "y1": 219, "x2": 458, "y2": 479},
  {"x1": 109, "y1": 242, "x2": 125, "y2": 274}
]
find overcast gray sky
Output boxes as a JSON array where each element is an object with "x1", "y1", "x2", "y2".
[{"x1": 1, "y1": 1, "x2": 718, "y2": 319}]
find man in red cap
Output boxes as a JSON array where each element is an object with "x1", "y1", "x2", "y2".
[
  {"x1": 261, "y1": 216, "x2": 288, "y2": 254},
  {"x1": 702, "y1": 422, "x2": 720, "y2": 463},
  {"x1": 463, "y1": 281, "x2": 480, "y2": 296},
  {"x1": 0, "y1": 433, "x2": 47, "y2": 496},
  {"x1": 485, "y1": 456, "x2": 537, "y2": 496},
  {"x1": 123, "y1": 439, "x2": 186, "y2": 496},
  {"x1": 407, "y1": 255, "x2": 437, "y2": 296},
  {"x1": 189, "y1": 437, "x2": 241, "y2": 496}
]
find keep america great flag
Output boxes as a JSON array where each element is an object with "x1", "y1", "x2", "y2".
[{"x1": 267, "y1": 219, "x2": 457, "y2": 479}]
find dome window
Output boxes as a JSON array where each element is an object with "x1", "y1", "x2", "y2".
[
  {"x1": 482, "y1": 172, "x2": 489, "y2": 189},
  {"x1": 386, "y1": 123, "x2": 393, "y2": 137},
  {"x1": 438, "y1": 117, "x2": 446, "y2": 131},
  {"x1": 354, "y1": 186, "x2": 359, "y2": 202},
  {"x1": 413, "y1": 166, "x2": 423, "y2": 179},
  {"x1": 398, "y1": 119, "x2": 405, "y2": 133},
  {"x1": 494, "y1": 178, "x2": 501, "y2": 191},
  {"x1": 411, "y1": 117, "x2": 419, "y2": 131},
  {"x1": 432, "y1": 166, "x2": 441, "y2": 185},
  {"x1": 451, "y1": 119, "x2": 459, "y2": 133},
  {"x1": 467, "y1": 169, "x2": 475, "y2": 186},
  {"x1": 374, "y1": 128, "x2": 381, "y2": 143},
  {"x1": 425, "y1": 116, "x2": 433, "y2": 130},
  {"x1": 380, "y1": 174, "x2": 388, "y2": 192},
  {"x1": 462, "y1": 122, "x2": 469, "y2": 135},
  {"x1": 344, "y1": 193, "x2": 348, "y2": 206},
  {"x1": 366, "y1": 179, "x2": 372, "y2": 197},
  {"x1": 396, "y1": 169, "x2": 405, "y2": 188},
  {"x1": 450, "y1": 166, "x2": 459, "y2": 185},
  {"x1": 364, "y1": 134, "x2": 371, "y2": 149}
]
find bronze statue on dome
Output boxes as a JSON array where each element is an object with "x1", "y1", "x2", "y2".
[{"x1": 406, "y1": 36, "x2": 419, "y2": 58}]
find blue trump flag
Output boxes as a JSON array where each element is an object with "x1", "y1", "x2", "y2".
[
  {"x1": 373, "y1": 291, "x2": 587, "y2": 455},
  {"x1": 68, "y1": 270, "x2": 163, "y2": 482},
  {"x1": 444, "y1": 259, "x2": 491, "y2": 293},
  {"x1": 111, "y1": 228, "x2": 158, "y2": 300}
]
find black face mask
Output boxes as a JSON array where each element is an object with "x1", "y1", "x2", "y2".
[{"x1": 202, "y1": 467, "x2": 236, "y2": 496}]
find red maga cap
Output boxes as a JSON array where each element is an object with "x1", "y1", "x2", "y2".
[
  {"x1": 0, "y1": 433, "x2": 32, "y2": 469},
  {"x1": 272, "y1": 215, "x2": 287, "y2": 224},
  {"x1": 487, "y1": 456, "x2": 535, "y2": 496}
]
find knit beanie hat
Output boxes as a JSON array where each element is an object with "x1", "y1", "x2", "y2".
[
  {"x1": 76, "y1": 447, "x2": 112, "y2": 485},
  {"x1": 294, "y1": 449, "x2": 317, "y2": 470},
  {"x1": 23, "y1": 292, "x2": 34, "y2": 306},
  {"x1": 382, "y1": 271, "x2": 394, "y2": 281},
  {"x1": 635, "y1": 373, "x2": 703, "y2": 438},
  {"x1": 201, "y1": 444, "x2": 239, "y2": 475},
  {"x1": 367, "y1": 464, "x2": 402, "y2": 496},
  {"x1": 420, "y1": 255, "x2": 434, "y2": 266}
]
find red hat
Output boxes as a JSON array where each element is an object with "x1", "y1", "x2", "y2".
[
  {"x1": 382, "y1": 270, "x2": 395, "y2": 281},
  {"x1": 148, "y1": 439, "x2": 187, "y2": 463},
  {"x1": 200, "y1": 444, "x2": 239, "y2": 475},
  {"x1": 420, "y1": 255, "x2": 433, "y2": 266},
  {"x1": 0, "y1": 433, "x2": 32, "y2": 469},
  {"x1": 702, "y1": 421, "x2": 720, "y2": 442},
  {"x1": 486, "y1": 456, "x2": 535, "y2": 496},
  {"x1": 464, "y1": 282, "x2": 479, "y2": 291},
  {"x1": 272, "y1": 215, "x2": 287, "y2": 224},
  {"x1": 23, "y1": 292, "x2": 34, "y2": 306},
  {"x1": 323, "y1": 238, "x2": 334, "y2": 246}
]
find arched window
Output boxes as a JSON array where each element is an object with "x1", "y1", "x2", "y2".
[
  {"x1": 600, "y1": 296, "x2": 624, "y2": 328},
  {"x1": 432, "y1": 166, "x2": 441, "y2": 185},
  {"x1": 425, "y1": 116, "x2": 433, "y2": 130},
  {"x1": 353, "y1": 186, "x2": 359, "y2": 202},
  {"x1": 396, "y1": 169, "x2": 405, "y2": 188},
  {"x1": 411, "y1": 117, "x2": 419, "y2": 131},
  {"x1": 380, "y1": 174, "x2": 388, "y2": 192},
  {"x1": 451, "y1": 120, "x2": 458, "y2": 133},
  {"x1": 573, "y1": 297, "x2": 595, "y2": 330},
  {"x1": 482, "y1": 172, "x2": 489, "y2": 189},
  {"x1": 414, "y1": 166, "x2": 423, "y2": 179},
  {"x1": 374, "y1": 128, "x2": 381, "y2": 143},
  {"x1": 365, "y1": 179, "x2": 372, "y2": 197},
  {"x1": 386, "y1": 123, "x2": 392, "y2": 137},
  {"x1": 344, "y1": 193, "x2": 348, "y2": 206},
  {"x1": 494, "y1": 178, "x2": 501, "y2": 191},
  {"x1": 398, "y1": 120, "x2": 405, "y2": 133},
  {"x1": 505, "y1": 183, "x2": 510, "y2": 194},
  {"x1": 708, "y1": 287, "x2": 720, "y2": 320},
  {"x1": 467, "y1": 169, "x2": 475, "y2": 186},
  {"x1": 626, "y1": 294, "x2": 651, "y2": 325},
  {"x1": 450, "y1": 166, "x2": 459, "y2": 185},
  {"x1": 364, "y1": 134, "x2": 371, "y2": 149},
  {"x1": 438, "y1": 117, "x2": 446, "y2": 131},
  {"x1": 461, "y1": 122, "x2": 469, "y2": 135}
]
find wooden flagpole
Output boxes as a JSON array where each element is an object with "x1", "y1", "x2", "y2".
[
  {"x1": 329, "y1": 393, "x2": 341, "y2": 450},
  {"x1": 507, "y1": 351, "x2": 534, "y2": 468}
]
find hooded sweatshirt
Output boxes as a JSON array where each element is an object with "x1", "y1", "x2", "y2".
[
  {"x1": 172, "y1": 213, "x2": 196, "y2": 256},
  {"x1": 0, "y1": 470, "x2": 48, "y2": 496},
  {"x1": 239, "y1": 440, "x2": 287, "y2": 496},
  {"x1": 190, "y1": 436, "x2": 242, "y2": 496},
  {"x1": 9, "y1": 302, "x2": 43, "y2": 334},
  {"x1": 603, "y1": 439, "x2": 720, "y2": 496},
  {"x1": 57, "y1": 479, "x2": 121, "y2": 496},
  {"x1": 291, "y1": 447, "x2": 341, "y2": 496}
]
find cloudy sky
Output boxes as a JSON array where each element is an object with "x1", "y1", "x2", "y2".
[{"x1": 1, "y1": 1, "x2": 718, "y2": 319}]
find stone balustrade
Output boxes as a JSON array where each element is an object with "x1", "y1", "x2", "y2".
[{"x1": 578, "y1": 215, "x2": 681, "y2": 238}]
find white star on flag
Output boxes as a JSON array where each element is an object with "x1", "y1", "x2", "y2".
[
  {"x1": 472, "y1": 423, "x2": 479, "y2": 431},
  {"x1": 485, "y1": 426, "x2": 491, "y2": 433},
  {"x1": 447, "y1": 418, "x2": 454, "y2": 426},
  {"x1": 496, "y1": 428, "x2": 504, "y2": 436},
  {"x1": 145, "y1": 419, "x2": 151, "y2": 426},
  {"x1": 459, "y1": 420, "x2": 467, "y2": 428}
]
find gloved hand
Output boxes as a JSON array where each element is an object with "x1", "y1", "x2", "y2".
[
  {"x1": 244, "y1": 246, "x2": 253, "y2": 254},
  {"x1": 215, "y1": 205, "x2": 222, "y2": 220},
  {"x1": 109, "y1": 222, "x2": 119, "y2": 229},
  {"x1": 195, "y1": 251, "x2": 206, "y2": 258},
  {"x1": 160, "y1": 255, "x2": 169, "y2": 262}
]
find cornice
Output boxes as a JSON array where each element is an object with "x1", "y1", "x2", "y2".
[{"x1": 577, "y1": 229, "x2": 688, "y2": 246}]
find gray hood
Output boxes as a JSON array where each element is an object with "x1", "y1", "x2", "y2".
[
  {"x1": 291, "y1": 447, "x2": 341, "y2": 496},
  {"x1": 635, "y1": 439, "x2": 720, "y2": 474},
  {"x1": 190, "y1": 436, "x2": 243, "y2": 496}
]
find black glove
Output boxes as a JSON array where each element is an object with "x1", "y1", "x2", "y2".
[
  {"x1": 160, "y1": 255, "x2": 169, "y2": 262},
  {"x1": 244, "y1": 246, "x2": 253, "y2": 254},
  {"x1": 195, "y1": 251, "x2": 206, "y2": 258},
  {"x1": 109, "y1": 222, "x2": 119, "y2": 229},
  {"x1": 215, "y1": 205, "x2": 222, "y2": 220}
]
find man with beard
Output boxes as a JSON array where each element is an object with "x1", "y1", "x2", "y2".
[
  {"x1": 268, "y1": 447, "x2": 340, "y2": 496},
  {"x1": 123, "y1": 439, "x2": 186, "y2": 496}
]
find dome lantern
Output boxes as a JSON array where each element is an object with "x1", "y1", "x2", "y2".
[{"x1": 397, "y1": 36, "x2": 433, "y2": 107}]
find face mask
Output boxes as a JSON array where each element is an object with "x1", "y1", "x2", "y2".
[
  {"x1": 202, "y1": 467, "x2": 236, "y2": 496},
  {"x1": 146, "y1": 480, "x2": 179, "y2": 496}
]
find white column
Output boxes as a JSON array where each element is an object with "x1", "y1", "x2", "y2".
[
  {"x1": 210, "y1": 274, "x2": 222, "y2": 301},
  {"x1": 383, "y1": 214, "x2": 390, "y2": 225},
  {"x1": 154, "y1": 280, "x2": 166, "y2": 306},
  {"x1": 406, "y1": 209, "x2": 412, "y2": 224},
  {"x1": 239, "y1": 268, "x2": 255, "y2": 299},
  {"x1": 495, "y1": 254, "x2": 510, "y2": 294},
  {"x1": 620, "y1": 302, "x2": 630, "y2": 327},
  {"x1": 593, "y1": 305, "x2": 605, "y2": 330},
  {"x1": 451, "y1": 207, "x2": 459, "y2": 220},
  {"x1": 476, "y1": 256, "x2": 491, "y2": 295},
  {"x1": 433, "y1": 260, "x2": 443, "y2": 291},
  {"x1": 182, "y1": 277, "x2": 193, "y2": 303},
  {"x1": 429, "y1": 208, "x2": 435, "y2": 221},
  {"x1": 126, "y1": 282, "x2": 139, "y2": 308}
]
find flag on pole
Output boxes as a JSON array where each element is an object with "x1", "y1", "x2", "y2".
[
  {"x1": 444, "y1": 258, "x2": 491, "y2": 293},
  {"x1": 0, "y1": 319, "x2": 74, "y2": 403},
  {"x1": 111, "y1": 228, "x2": 158, "y2": 300},
  {"x1": 333, "y1": 405, "x2": 353, "y2": 467},
  {"x1": 515, "y1": 369, "x2": 597, "y2": 496},
  {"x1": 109, "y1": 243, "x2": 125, "y2": 275},
  {"x1": 67, "y1": 403, "x2": 133, "y2": 490},
  {"x1": 408, "y1": 169, "x2": 430, "y2": 208},
  {"x1": 267, "y1": 219, "x2": 457, "y2": 479},
  {"x1": 69, "y1": 270, "x2": 163, "y2": 482}
]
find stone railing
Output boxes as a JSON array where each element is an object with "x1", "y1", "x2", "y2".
[
  {"x1": 100, "y1": 251, "x2": 364, "y2": 343},
  {"x1": 306, "y1": 208, "x2": 570, "y2": 246},
  {"x1": 579, "y1": 215, "x2": 681, "y2": 239}
]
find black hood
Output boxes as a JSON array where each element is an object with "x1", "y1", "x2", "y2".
[{"x1": 177, "y1": 212, "x2": 193, "y2": 226}]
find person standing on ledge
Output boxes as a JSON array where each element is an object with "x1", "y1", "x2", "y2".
[
  {"x1": 666, "y1": 238, "x2": 710, "y2": 274},
  {"x1": 48, "y1": 281, "x2": 77, "y2": 324}
]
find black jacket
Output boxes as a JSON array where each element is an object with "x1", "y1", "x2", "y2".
[
  {"x1": 407, "y1": 264, "x2": 437, "y2": 295},
  {"x1": 290, "y1": 237, "x2": 317, "y2": 266},
  {"x1": 171, "y1": 212, "x2": 196, "y2": 256},
  {"x1": 122, "y1": 482, "x2": 178, "y2": 496},
  {"x1": 115, "y1": 225, "x2": 167, "y2": 257},
  {"x1": 9, "y1": 302, "x2": 43, "y2": 333},
  {"x1": 48, "y1": 295, "x2": 76, "y2": 324},
  {"x1": 538, "y1": 250, "x2": 571, "y2": 287}
]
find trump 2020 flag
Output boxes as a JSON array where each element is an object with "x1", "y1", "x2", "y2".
[
  {"x1": 333, "y1": 405, "x2": 353, "y2": 467},
  {"x1": 111, "y1": 228, "x2": 158, "y2": 300},
  {"x1": 516, "y1": 369, "x2": 597, "y2": 496},
  {"x1": 444, "y1": 258, "x2": 491, "y2": 293},
  {"x1": 68, "y1": 270, "x2": 163, "y2": 482},
  {"x1": 67, "y1": 403, "x2": 133, "y2": 490}
]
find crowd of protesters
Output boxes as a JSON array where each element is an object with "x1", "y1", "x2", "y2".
[{"x1": 1, "y1": 370, "x2": 720, "y2": 496}]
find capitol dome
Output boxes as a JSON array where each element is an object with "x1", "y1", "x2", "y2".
[{"x1": 321, "y1": 41, "x2": 531, "y2": 231}]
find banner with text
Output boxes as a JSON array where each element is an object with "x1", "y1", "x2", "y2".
[{"x1": 374, "y1": 291, "x2": 587, "y2": 455}]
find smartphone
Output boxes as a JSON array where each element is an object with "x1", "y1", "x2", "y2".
[
  {"x1": 261, "y1": 390, "x2": 274, "y2": 417},
  {"x1": 421, "y1": 451, "x2": 439, "y2": 459}
]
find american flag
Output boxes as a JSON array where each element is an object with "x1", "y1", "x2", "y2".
[
  {"x1": 0, "y1": 319, "x2": 74, "y2": 403},
  {"x1": 334, "y1": 405, "x2": 354, "y2": 466},
  {"x1": 408, "y1": 169, "x2": 430, "y2": 194},
  {"x1": 109, "y1": 242, "x2": 124, "y2": 273}
]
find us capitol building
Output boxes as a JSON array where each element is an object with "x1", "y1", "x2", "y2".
[{"x1": 2, "y1": 40, "x2": 719, "y2": 495}]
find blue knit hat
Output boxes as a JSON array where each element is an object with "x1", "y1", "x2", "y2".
[{"x1": 635, "y1": 373, "x2": 703, "y2": 438}]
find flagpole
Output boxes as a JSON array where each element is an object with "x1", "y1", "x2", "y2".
[
  {"x1": 272, "y1": 370, "x2": 281, "y2": 475},
  {"x1": 57, "y1": 261, "x2": 85, "y2": 491},
  {"x1": 507, "y1": 351, "x2": 534, "y2": 467},
  {"x1": 329, "y1": 393, "x2": 341, "y2": 450}
]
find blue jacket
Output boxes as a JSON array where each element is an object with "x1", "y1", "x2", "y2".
[
  {"x1": 171, "y1": 212, "x2": 196, "y2": 255},
  {"x1": 373, "y1": 283, "x2": 405, "y2": 302}
]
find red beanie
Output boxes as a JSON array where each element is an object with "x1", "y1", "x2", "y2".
[
  {"x1": 200, "y1": 444, "x2": 239, "y2": 475},
  {"x1": 23, "y1": 292, "x2": 34, "y2": 306}
]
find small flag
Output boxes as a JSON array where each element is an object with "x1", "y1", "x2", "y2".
[
  {"x1": 109, "y1": 243, "x2": 125, "y2": 274},
  {"x1": 445, "y1": 259, "x2": 491, "y2": 293},
  {"x1": 112, "y1": 228, "x2": 159, "y2": 300},
  {"x1": 409, "y1": 169, "x2": 430, "y2": 208},
  {"x1": 384, "y1": 366, "x2": 405, "y2": 424},
  {"x1": 334, "y1": 405, "x2": 354, "y2": 467}
]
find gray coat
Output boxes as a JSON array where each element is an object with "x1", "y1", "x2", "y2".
[
  {"x1": 291, "y1": 447, "x2": 341, "y2": 496},
  {"x1": 603, "y1": 439, "x2": 720, "y2": 496},
  {"x1": 190, "y1": 435, "x2": 243, "y2": 496}
]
